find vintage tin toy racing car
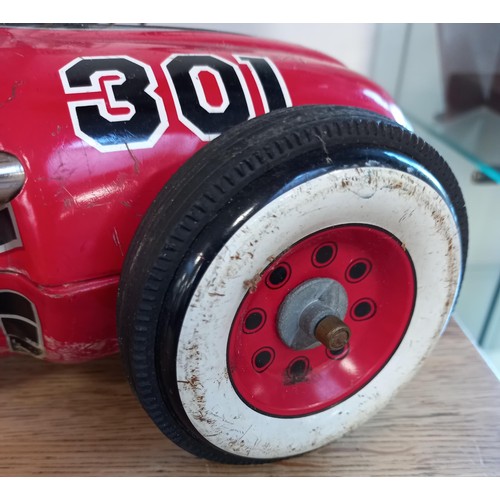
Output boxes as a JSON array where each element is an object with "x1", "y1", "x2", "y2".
[{"x1": 0, "y1": 25, "x2": 467, "y2": 463}]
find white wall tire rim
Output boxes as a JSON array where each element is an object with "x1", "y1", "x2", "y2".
[{"x1": 176, "y1": 164, "x2": 462, "y2": 460}]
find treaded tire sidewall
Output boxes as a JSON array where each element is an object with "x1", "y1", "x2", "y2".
[{"x1": 117, "y1": 105, "x2": 468, "y2": 464}]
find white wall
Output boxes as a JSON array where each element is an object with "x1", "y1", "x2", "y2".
[{"x1": 165, "y1": 24, "x2": 376, "y2": 76}]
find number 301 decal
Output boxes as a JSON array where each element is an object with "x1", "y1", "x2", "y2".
[{"x1": 59, "y1": 54, "x2": 291, "y2": 152}]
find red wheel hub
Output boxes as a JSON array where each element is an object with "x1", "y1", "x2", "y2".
[{"x1": 228, "y1": 225, "x2": 416, "y2": 417}]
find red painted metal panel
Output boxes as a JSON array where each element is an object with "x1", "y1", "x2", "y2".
[{"x1": 0, "y1": 27, "x2": 402, "y2": 361}]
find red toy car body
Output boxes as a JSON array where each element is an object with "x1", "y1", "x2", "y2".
[
  {"x1": 0, "y1": 26, "x2": 466, "y2": 463},
  {"x1": 0, "y1": 26, "x2": 402, "y2": 361}
]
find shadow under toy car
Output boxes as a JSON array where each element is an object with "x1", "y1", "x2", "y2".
[{"x1": 0, "y1": 25, "x2": 467, "y2": 463}]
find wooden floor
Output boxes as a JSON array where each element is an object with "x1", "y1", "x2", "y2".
[{"x1": 1, "y1": 320, "x2": 499, "y2": 476}]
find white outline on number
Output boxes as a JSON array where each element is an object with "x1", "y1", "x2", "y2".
[
  {"x1": 162, "y1": 54, "x2": 256, "y2": 142},
  {"x1": 188, "y1": 66, "x2": 230, "y2": 114},
  {"x1": 59, "y1": 55, "x2": 169, "y2": 153},
  {"x1": 235, "y1": 55, "x2": 292, "y2": 113}
]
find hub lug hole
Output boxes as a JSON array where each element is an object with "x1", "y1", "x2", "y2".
[
  {"x1": 346, "y1": 259, "x2": 372, "y2": 283},
  {"x1": 252, "y1": 347, "x2": 275, "y2": 372},
  {"x1": 286, "y1": 357, "x2": 310, "y2": 383},
  {"x1": 266, "y1": 263, "x2": 291, "y2": 289},
  {"x1": 327, "y1": 343, "x2": 350, "y2": 360},
  {"x1": 243, "y1": 308, "x2": 266, "y2": 333},
  {"x1": 350, "y1": 298, "x2": 376, "y2": 321},
  {"x1": 312, "y1": 243, "x2": 337, "y2": 267}
]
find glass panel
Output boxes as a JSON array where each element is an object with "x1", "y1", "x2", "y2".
[
  {"x1": 398, "y1": 24, "x2": 500, "y2": 183},
  {"x1": 371, "y1": 23, "x2": 500, "y2": 378}
]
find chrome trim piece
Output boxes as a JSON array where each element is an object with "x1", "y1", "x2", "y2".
[{"x1": 0, "y1": 152, "x2": 25, "y2": 204}]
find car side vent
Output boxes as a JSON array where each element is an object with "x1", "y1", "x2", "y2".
[
  {"x1": 0, "y1": 204, "x2": 22, "y2": 253},
  {"x1": 0, "y1": 291, "x2": 43, "y2": 357}
]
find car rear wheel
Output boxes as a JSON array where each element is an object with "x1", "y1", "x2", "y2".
[{"x1": 117, "y1": 105, "x2": 467, "y2": 463}]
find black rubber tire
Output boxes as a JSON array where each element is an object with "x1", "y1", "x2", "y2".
[{"x1": 117, "y1": 105, "x2": 468, "y2": 464}]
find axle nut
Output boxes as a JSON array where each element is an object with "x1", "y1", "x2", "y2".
[{"x1": 315, "y1": 315, "x2": 351, "y2": 351}]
